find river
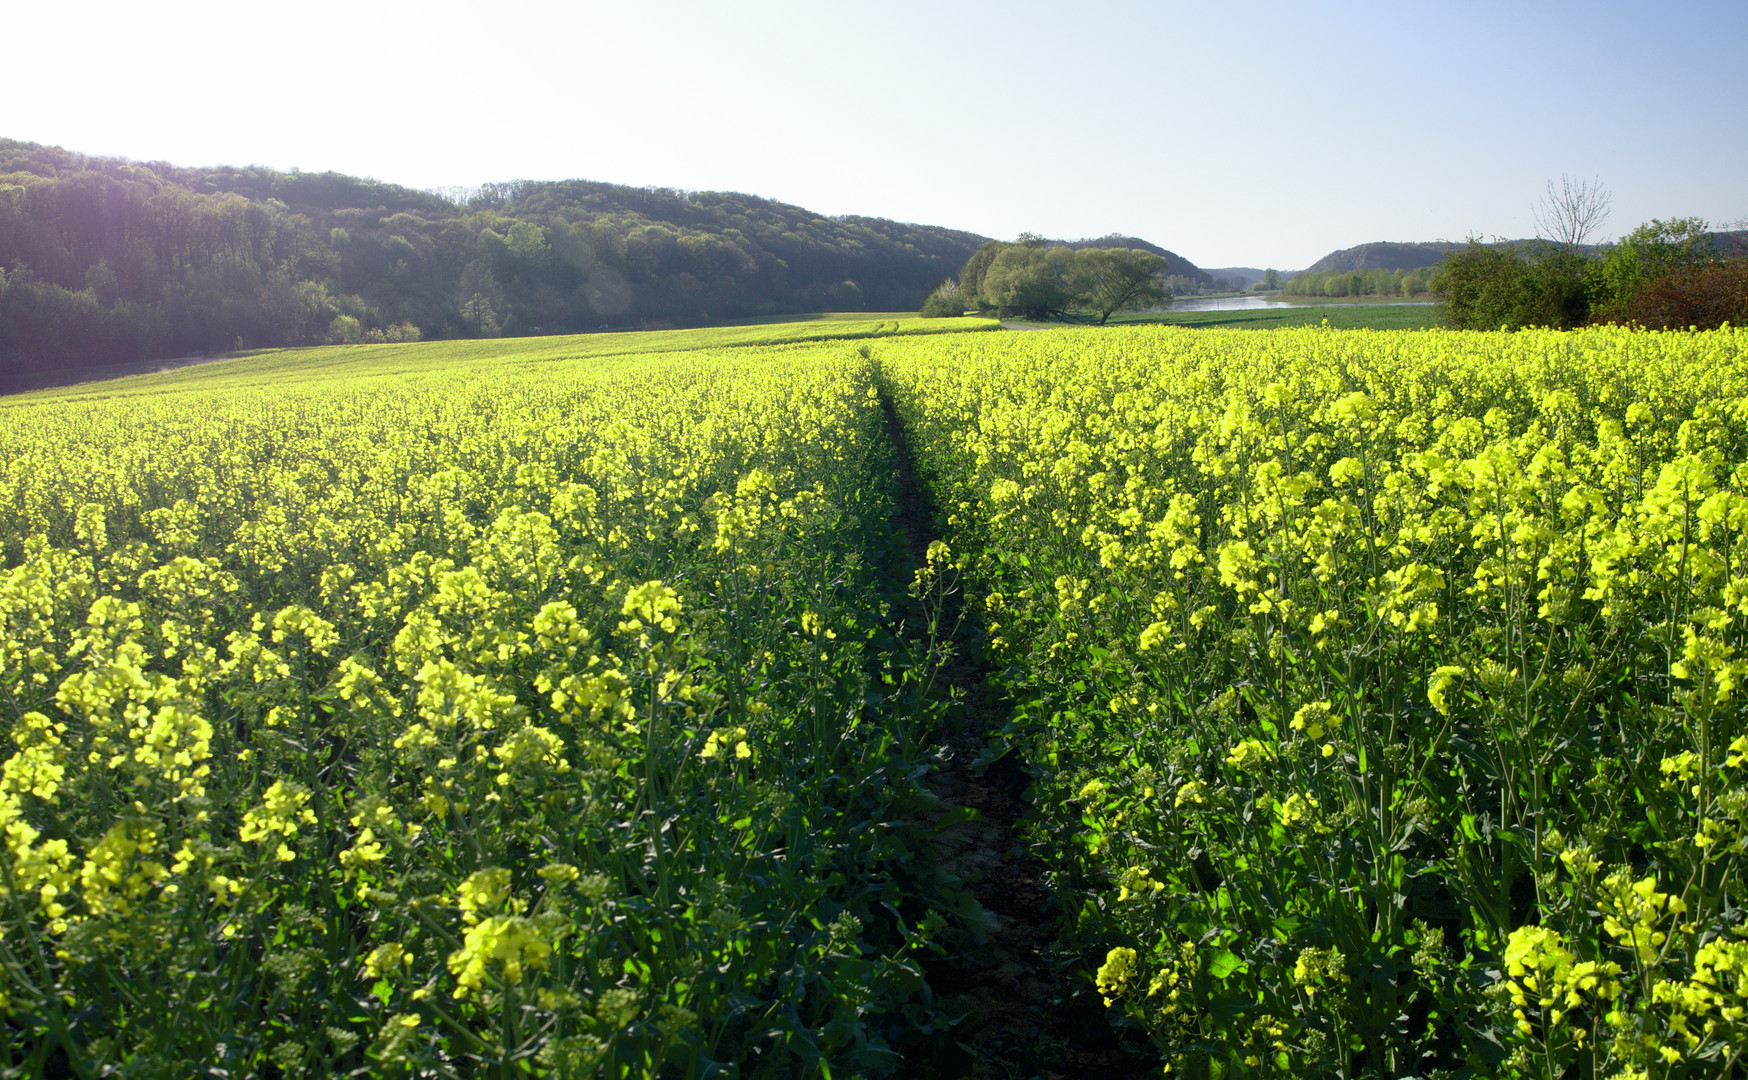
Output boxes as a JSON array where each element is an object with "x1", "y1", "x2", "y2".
[{"x1": 1166, "y1": 296, "x2": 1436, "y2": 312}]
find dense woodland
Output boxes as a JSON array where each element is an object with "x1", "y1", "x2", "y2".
[
  {"x1": 0, "y1": 139, "x2": 992, "y2": 377},
  {"x1": 1302, "y1": 240, "x2": 1466, "y2": 274}
]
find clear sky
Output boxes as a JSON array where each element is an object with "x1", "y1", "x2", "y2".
[{"x1": 4, "y1": 0, "x2": 1743, "y2": 270}]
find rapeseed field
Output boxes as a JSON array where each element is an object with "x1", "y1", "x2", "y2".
[{"x1": 3, "y1": 319, "x2": 1744, "y2": 1078}]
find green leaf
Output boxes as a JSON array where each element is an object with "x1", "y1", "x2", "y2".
[
  {"x1": 1459, "y1": 813, "x2": 1481, "y2": 842},
  {"x1": 1207, "y1": 949, "x2": 1248, "y2": 979}
]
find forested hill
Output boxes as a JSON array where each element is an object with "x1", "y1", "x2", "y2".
[
  {"x1": 0, "y1": 138, "x2": 990, "y2": 378},
  {"x1": 1303, "y1": 238, "x2": 1626, "y2": 274},
  {"x1": 1303, "y1": 241, "x2": 1465, "y2": 274},
  {"x1": 1061, "y1": 234, "x2": 1208, "y2": 283}
]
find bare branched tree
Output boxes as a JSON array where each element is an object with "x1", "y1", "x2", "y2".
[
  {"x1": 1533, "y1": 174, "x2": 1612, "y2": 251},
  {"x1": 1722, "y1": 216, "x2": 1748, "y2": 260}
]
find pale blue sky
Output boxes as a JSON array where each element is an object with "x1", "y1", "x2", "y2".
[{"x1": 5, "y1": 0, "x2": 1743, "y2": 269}]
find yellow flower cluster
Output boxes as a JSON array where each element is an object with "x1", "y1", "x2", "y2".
[
  {"x1": 446, "y1": 868, "x2": 557, "y2": 998},
  {"x1": 238, "y1": 780, "x2": 317, "y2": 862},
  {"x1": 1097, "y1": 946, "x2": 1139, "y2": 1005},
  {"x1": 1504, "y1": 925, "x2": 1621, "y2": 1036},
  {"x1": 699, "y1": 726, "x2": 753, "y2": 761}
]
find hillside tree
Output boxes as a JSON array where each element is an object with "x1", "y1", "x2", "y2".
[
  {"x1": 958, "y1": 240, "x2": 1011, "y2": 303},
  {"x1": 457, "y1": 260, "x2": 505, "y2": 337}
]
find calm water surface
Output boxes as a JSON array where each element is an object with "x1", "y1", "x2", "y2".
[{"x1": 1168, "y1": 296, "x2": 1436, "y2": 312}]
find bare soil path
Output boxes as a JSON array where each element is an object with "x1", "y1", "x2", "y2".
[{"x1": 879, "y1": 385, "x2": 1156, "y2": 1079}]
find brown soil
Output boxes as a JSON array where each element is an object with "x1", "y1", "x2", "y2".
[{"x1": 881, "y1": 387, "x2": 1157, "y2": 1079}]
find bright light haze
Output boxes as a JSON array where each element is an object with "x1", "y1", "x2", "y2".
[{"x1": 5, "y1": 0, "x2": 1743, "y2": 270}]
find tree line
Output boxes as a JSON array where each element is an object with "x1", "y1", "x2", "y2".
[
  {"x1": 1282, "y1": 266, "x2": 1436, "y2": 298},
  {"x1": 0, "y1": 140, "x2": 989, "y2": 378},
  {"x1": 1433, "y1": 218, "x2": 1746, "y2": 331}
]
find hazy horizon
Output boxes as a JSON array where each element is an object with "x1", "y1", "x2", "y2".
[{"x1": 4, "y1": 0, "x2": 1743, "y2": 270}]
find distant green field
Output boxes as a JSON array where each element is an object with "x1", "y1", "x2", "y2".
[
  {"x1": 1126, "y1": 303, "x2": 1443, "y2": 330},
  {"x1": 8, "y1": 314, "x2": 1000, "y2": 404},
  {"x1": 1001, "y1": 303, "x2": 1444, "y2": 331},
  {"x1": 718, "y1": 310, "x2": 924, "y2": 326},
  {"x1": 1250, "y1": 292, "x2": 1441, "y2": 306},
  {"x1": 7, "y1": 305, "x2": 1441, "y2": 408}
]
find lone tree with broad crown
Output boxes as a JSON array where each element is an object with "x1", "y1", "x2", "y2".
[
  {"x1": 956, "y1": 236, "x2": 1169, "y2": 323},
  {"x1": 1072, "y1": 248, "x2": 1168, "y2": 325},
  {"x1": 979, "y1": 245, "x2": 1076, "y2": 321}
]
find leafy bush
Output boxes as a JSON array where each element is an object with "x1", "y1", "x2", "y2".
[
  {"x1": 1612, "y1": 260, "x2": 1748, "y2": 330},
  {"x1": 1433, "y1": 241, "x2": 1589, "y2": 329},
  {"x1": 364, "y1": 321, "x2": 425, "y2": 344},
  {"x1": 966, "y1": 244, "x2": 1167, "y2": 322},
  {"x1": 1587, "y1": 217, "x2": 1717, "y2": 319}
]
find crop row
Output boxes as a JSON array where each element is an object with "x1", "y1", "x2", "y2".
[
  {"x1": 0, "y1": 346, "x2": 954, "y2": 1077},
  {"x1": 879, "y1": 324, "x2": 1748, "y2": 1079}
]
